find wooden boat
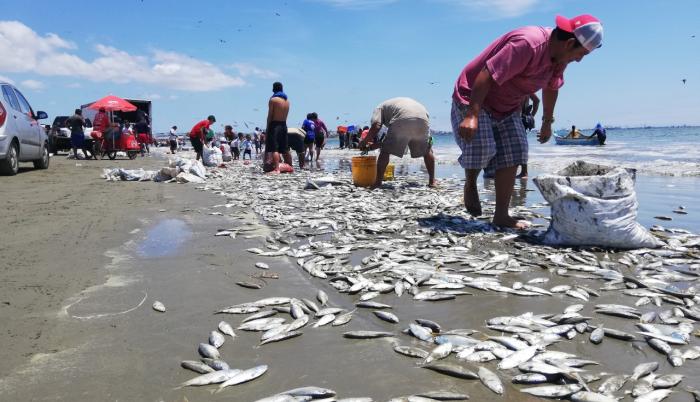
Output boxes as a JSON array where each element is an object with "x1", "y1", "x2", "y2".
[{"x1": 554, "y1": 135, "x2": 601, "y2": 146}]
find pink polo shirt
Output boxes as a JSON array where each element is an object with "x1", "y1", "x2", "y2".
[{"x1": 453, "y1": 26, "x2": 566, "y2": 119}]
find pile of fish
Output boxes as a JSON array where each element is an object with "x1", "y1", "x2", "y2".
[{"x1": 172, "y1": 166, "x2": 700, "y2": 401}]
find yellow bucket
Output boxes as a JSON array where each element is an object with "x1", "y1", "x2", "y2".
[
  {"x1": 351, "y1": 155, "x2": 377, "y2": 187},
  {"x1": 383, "y1": 163, "x2": 395, "y2": 181}
]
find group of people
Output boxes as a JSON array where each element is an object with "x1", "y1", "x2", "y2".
[
  {"x1": 186, "y1": 116, "x2": 265, "y2": 163},
  {"x1": 180, "y1": 14, "x2": 605, "y2": 230},
  {"x1": 259, "y1": 14, "x2": 604, "y2": 230},
  {"x1": 564, "y1": 123, "x2": 607, "y2": 144},
  {"x1": 64, "y1": 107, "x2": 152, "y2": 160}
]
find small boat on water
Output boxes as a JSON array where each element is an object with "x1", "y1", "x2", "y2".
[{"x1": 554, "y1": 135, "x2": 601, "y2": 146}]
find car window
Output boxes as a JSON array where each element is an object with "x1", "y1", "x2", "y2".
[
  {"x1": 13, "y1": 88, "x2": 33, "y2": 115},
  {"x1": 1, "y1": 85, "x2": 21, "y2": 112}
]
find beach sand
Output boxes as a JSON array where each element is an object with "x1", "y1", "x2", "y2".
[{"x1": 0, "y1": 150, "x2": 697, "y2": 401}]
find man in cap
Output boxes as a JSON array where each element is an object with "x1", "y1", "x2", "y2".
[{"x1": 452, "y1": 14, "x2": 603, "y2": 228}]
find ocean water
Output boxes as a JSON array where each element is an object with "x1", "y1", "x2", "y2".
[
  {"x1": 323, "y1": 126, "x2": 699, "y2": 232},
  {"x1": 430, "y1": 126, "x2": 700, "y2": 177}
]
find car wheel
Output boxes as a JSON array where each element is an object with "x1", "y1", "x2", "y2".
[
  {"x1": 128, "y1": 151, "x2": 138, "y2": 160},
  {"x1": 108, "y1": 151, "x2": 117, "y2": 160},
  {"x1": 0, "y1": 141, "x2": 19, "y2": 175},
  {"x1": 33, "y1": 142, "x2": 50, "y2": 169},
  {"x1": 49, "y1": 136, "x2": 59, "y2": 155}
]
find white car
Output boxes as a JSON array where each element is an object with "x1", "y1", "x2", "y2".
[{"x1": 0, "y1": 81, "x2": 50, "y2": 175}]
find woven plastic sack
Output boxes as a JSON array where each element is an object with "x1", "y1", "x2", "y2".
[{"x1": 533, "y1": 161, "x2": 661, "y2": 249}]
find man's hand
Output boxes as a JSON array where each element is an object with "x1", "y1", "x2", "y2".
[
  {"x1": 458, "y1": 112, "x2": 479, "y2": 142},
  {"x1": 538, "y1": 122, "x2": 552, "y2": 143}
]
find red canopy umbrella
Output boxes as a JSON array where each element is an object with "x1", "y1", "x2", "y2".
[{"x1": 88, "y1": 95, "x2": 137, "y2": 112}]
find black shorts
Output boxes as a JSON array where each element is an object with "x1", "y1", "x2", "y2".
[
  {"x1": 288, "y1": 133, "x2": 304, "y2": 154},
  {"x1": 265, "y1": 121, "x2": 288, "y2": 153},
  {"x1": 232, "y1": 147, "x2": 240, "y2": 157},
  {"x1": 190, "y1": 136, "x2": 203, "y2": 155},
  {"x1": 304, "y1": 136, "x2": 315, "y2": 145},
  {"x1": 169, "y1": 140, "x2": 177, "y2": 151},
  {"x1": 244, "y1": 149, "x2": 252, "y2": 156},
  {"x1": 314, "y1": 133, "x2": 325, "y2": 148}
]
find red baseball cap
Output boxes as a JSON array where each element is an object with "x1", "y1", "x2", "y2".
[{"x1": 556, "y1": 14, "x2": 603, "y2": 52}]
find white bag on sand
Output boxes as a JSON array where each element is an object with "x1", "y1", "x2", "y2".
[
  {"x1": 203, "y1": 146, "x2": 222, "y2": 167},
  {"x1": 188, "y1": 160, "x2": 207, "y2": 179},
  {"x1": 175, "y1": 172, "x2": 205, "y2": 184},
  {"x1": 159, "y1": 167, "x2": 179, "y2": 179},
  {"x1": 533, "y1": 161, "x2": 662, "y2": 249}
]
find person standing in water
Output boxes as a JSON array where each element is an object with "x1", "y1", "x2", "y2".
[
  {"x1": 264, "y1": 82, "x2": 292, "y2": 172},
  {"x1": 311, "y1": 112, "x2": 328, "y2": 161},
  {"x1": 517, "y1": 93, "x2": 540, "y2": 178}
]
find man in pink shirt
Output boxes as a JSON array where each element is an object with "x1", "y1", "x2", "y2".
[{"x1": 452, "y1": 14, "x2": 603, "y2": 229}]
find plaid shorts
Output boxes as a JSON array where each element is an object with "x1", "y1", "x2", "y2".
[{"x1": 451, "y1": 100, "x2": 528, "y2": 171}]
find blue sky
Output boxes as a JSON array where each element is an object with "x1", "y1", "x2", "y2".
[{"x1": 1, "y1": 0, "x2": 698, "y2": 132}]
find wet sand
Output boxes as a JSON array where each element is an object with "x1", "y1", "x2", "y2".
[{"x1": 0, "y1": 150, "x2": 698, "y2": 401}]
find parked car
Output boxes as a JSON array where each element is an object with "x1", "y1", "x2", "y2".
[
  {"x1": 49, "y1": 115, "x2": 94, "y2": 155},
  {"x1": 0, "y1": 81, "x2": 50, "y2": 175}
]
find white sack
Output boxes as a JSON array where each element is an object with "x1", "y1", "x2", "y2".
[
  {"x1": 203, "y1": 146, "x2": 223, "y2": 167},
  {"x1": 533, "y1": 161, "x2": 662, "y2": 249}
]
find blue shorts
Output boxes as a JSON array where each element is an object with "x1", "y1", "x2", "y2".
[
  {"x1": 451, "y1": 100, "x2": 528, "y2": 171},
  {"x1": 71, "y1": 132, "x2": 85, "y2": 148}
]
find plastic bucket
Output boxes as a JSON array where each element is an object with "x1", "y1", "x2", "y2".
[
  {"x1": 351, "y1": 155, "x2": 377, "y2": 187},
  {"x1": 383, "y1": 163, "x2": 395, "y2": 181}
]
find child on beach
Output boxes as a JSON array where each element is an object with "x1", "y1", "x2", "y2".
[
  {"x1": 230, "y1": 136, "x2": 240, "y2": 160},
  {"x1": 242, "y1": 134, "x2": 253, "y2": 160}
]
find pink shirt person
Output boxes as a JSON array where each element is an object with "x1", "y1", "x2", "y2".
[{"x1": 453, "y1": 26, "x2": 566, "y2": 119}]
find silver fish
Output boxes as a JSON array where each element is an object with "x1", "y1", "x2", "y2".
[
  {"x1": 179, "y1": 368, "x2": 241, "y2": 387},
  {"x1": 217, "y1": 364, "x2": 268, "y2": 391},
  {"x1": 181, "y1": 360, "x2": 215, "y2": 374},
  {"x1": 633, "y1": 389, "x2": 673, "y2": 402},
  {"x1": 393, "y1": 344, "x2": 429, "y2": 359},
  {"x1": 421, "y1": 362, "x2": 478, "y2": 379},
  {"x1": 198, "y1": 343, "x2": 220, "y2": 359},
  {"x1": 520, "y1": 384, "x2": 582, "y2": 398},
  {"x1": 652, "y1": 374, "x2": 683, "y2": 389},
  {"x1": 631, "y1": 362, "x2": 659, "y2": 381},
  {"x1": 424, "y1": 342, "x2": 453, "y2": 364},
  {"x1": 343, "y1": 331, "x2": 394, "y2": 339},
  {"x1": 478, "y1": 366, "x2": 504, "y2": 395},
  {"x1": 209, "y1": 331, "x2": 225, "y2": 348},
  {"x1": 218, "y1": 321, "x2": 236, "y2": 338},
  {"x1": 260, "y1": 331, "x2": 303, "y2": 345},
  {"x1": 374, "y1": 310, "x2": 399, "y2": 324}
]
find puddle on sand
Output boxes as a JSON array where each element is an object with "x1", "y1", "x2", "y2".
[{"x1": 137, "y1": 219, "x2": 192, "y2": 258}]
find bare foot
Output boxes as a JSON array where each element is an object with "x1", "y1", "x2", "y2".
[
  {"x1": 465, "y1": 184, "x2": 482, "y2": 216},
  {"x1": 265, "y1": 169, "x2": 281, "y2": 175},
  {"x1": 492, "y1": 215, "x2": 530, "y2": 229},
  {"x1": 428, "y1": 180, "x2": 438, "y2": 188},
  {"x1": 516, "y1": 174, "x2": 528, "y2": 179}
]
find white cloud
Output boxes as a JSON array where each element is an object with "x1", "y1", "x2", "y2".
[
  {"x1": 142, "y1": 93, "x2": 162, "y2": 100},
  {"x1": 229, "y1": 63, "x2": 279, "y2": 79},
  {"x1": 0, "y1": 74, "x2": 14, "y2": 84},
  {"x1": 20, "y1": 79, "x2": 44, "y2": 90},
  {"x1": 0, "y1": 20, "x2": 245, "y2": 92},
  {"x1": 66, "y1": 82, "x2": 82, "y2": 88},
  {"x1": 445, "y1": 0, "x2": 539, "y2": 18}
]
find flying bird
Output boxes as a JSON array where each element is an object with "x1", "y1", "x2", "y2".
[
  {"x1": 692, "y1": 35, "x2": 696, "y2": 38},
  {"x1": 428, "y1": 82, "x2": 439, "y2": 85},
  {"x1": 219, "y1": 39, "x2": 227, "y2": 43},
  {"x1": 275, "y1": 12, "x2": 281, "y2": 16},
  {"x1": 682, "y1": 79, "x2": 687, "y2": 84}
]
